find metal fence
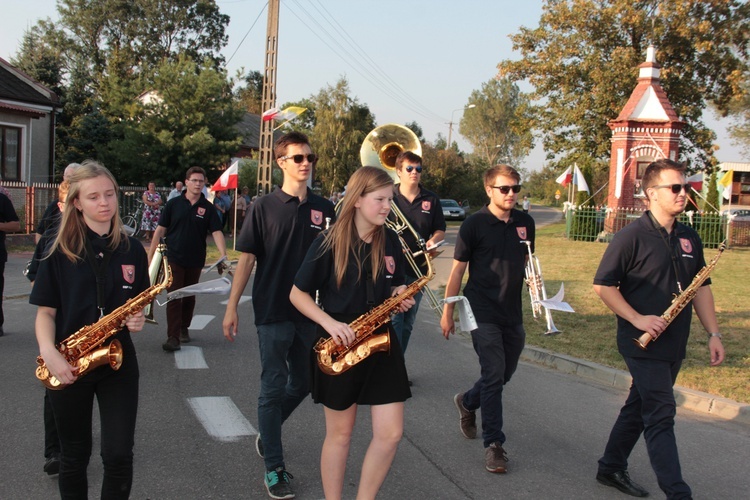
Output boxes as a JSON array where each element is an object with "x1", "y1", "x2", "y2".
[
  {"x1": 1, "y1": 181, "x2": 171, "y2": 234},
  {"x1": 564, "y1": 206, "x2": 750, "y2": 248}
]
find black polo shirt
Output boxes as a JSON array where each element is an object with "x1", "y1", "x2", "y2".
[
  {"x1": 0, "y1": 193, "x2": 19, "y2": 263},
  {"x1": 30, "y1": 231, "x2": 150, "y2": 352},
  {"x1": 294, "y1": 228, "x2": 405, "y2": 316},
  {"x1": 36, "y1": 200, "x2": 61, "y2": 236},
  {"x1": 594, "y1": 212, "x2": 708, "y2": 361},
  {"x1": 158, "y1": 193, "x2": 222, "y2": 268},
  {"x1": 392, "y1": 185, "x2": 446, "y2": 277},
  {"x1": 238, "y1": 188, "x2": 336, "y2": 326},
  {"x1": 454, "y1": 206, "x2": 535, "y2": 326}
]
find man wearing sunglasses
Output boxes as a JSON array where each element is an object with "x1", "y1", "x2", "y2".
[
  {"x1": 223, "y1": 131, "x2": 335, "y2": 499},
  {"x1": 391, "y1": 151, "x2": 446, "y2": 362},
  {"x1": 593, "y1": 159, "x2": 724, "y2": 498},
  {"x1": 441, "y1": 164, "x2": 533, "y2": 474}
]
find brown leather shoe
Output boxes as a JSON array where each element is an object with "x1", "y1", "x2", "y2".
[
  {"x1": 485, "y1": 442, "x2": 508, "y2": 473},
  {"x1": 454, "y1": 393, "x2": 477, "y2": 439}
]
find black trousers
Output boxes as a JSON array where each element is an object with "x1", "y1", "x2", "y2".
[
  {"x1": 44, "y1": 392, "x2": 60, "y2": 458},
  {"x1": 165, "y1": 263, "x2": 202, "y2": 340},
  {"x1": 598, "y1": 356, "x2": 691, "y2": 499},
  {"x1": 47, "y1": 352, "x2": 139, "y2": 500},
  {"x1": 0, "y1": 261, "x2": 5, "y2": 328}
]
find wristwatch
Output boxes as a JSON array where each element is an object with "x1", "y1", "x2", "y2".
[{"x1": 707, "y1": 332, "x2": 722, "y2": 340}]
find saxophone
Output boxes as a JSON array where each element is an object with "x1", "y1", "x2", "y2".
[
  {"x1": 35, "y1": 247, "x2": 172, "y2": 389},
  {"x1": 314, "y1": 269, "x2": 433, "y2": 376},
  {"x1": 633, "y1": 243, "x2": 726, "y2": 350}
]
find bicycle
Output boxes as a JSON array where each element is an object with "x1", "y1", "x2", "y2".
[{"x1": 121, "y1": 204, "x2": 144, "y2": 238}]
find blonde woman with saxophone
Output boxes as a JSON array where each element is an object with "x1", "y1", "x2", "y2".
[
  {"x1": 30, "y1": 161, "x2": 149, "y2": 499},
  {"x1": 290, "y1": 166, "x2": 415, "y2": 500}
]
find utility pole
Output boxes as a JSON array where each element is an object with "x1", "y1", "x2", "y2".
[{"x1": 257, "y1": 0, "x2": 280, "y2": 197}]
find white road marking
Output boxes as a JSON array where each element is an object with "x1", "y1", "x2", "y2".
[
  {"x1": 187, "y1": 396, "x2": 257, "y2": 442},
  {"x1": 220, "y1": 295, "x2": 251, "y2": 306},
  {"x1": 188, "y1": 314, "x2": 213, "y2": 330},
  {"x1": 175, "y1": 346, "x2": 209, "y2": 369}
]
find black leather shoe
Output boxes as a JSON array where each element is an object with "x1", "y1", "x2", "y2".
[
  {"x1": 597, "y1": 471, "x2": 649, "y2": 497},
  {"x1": 44, "y1": 454, "x2": 60, "y2": 476}
]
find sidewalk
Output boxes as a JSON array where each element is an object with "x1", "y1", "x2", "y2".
[{"x1": 5, "y1": 217, "x2": 748, "y2": 426}]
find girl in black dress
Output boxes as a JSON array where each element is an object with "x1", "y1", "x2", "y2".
[
  {"x1": 290, "y1": 166, "x2": 415, "y2": 500},
  {"x1": 31, "y1": 160, "x2": 149, "y2": 499}
]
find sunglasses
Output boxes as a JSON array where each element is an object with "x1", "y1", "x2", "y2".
[
  {"x1": 405, "y1": 165, "x2": 423, "y2": 173},
  {"x1": 490, "y1": 185, "x2": 522, "y2": 194},
  {"x1": 278, "y1": 153, "x2": 318, "y2": 164},
  {"x1": 652, "y1": 183, "x2": 691, "y2": 194}
]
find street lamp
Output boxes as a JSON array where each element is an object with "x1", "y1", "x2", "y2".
[{"x1": 446, "y1": 104, "x2": 476, "y2": 149}]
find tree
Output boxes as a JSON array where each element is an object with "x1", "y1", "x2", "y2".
[
  {"x1": 236, "y1": 70, "x2": 264, "y2": 114},
  {"x1": 307, "y1": 78, "x2": 375, "y2": 195},
  {"x1": 498, "y1": 0, "x2": 750, "y2": 173},
  {"x1": 102, "y1": 55, "x2": 243, "y2": 184},
  {"x1": 459, "y1": 78, "x2": 534, "y2": 174},
  {"x1": 726, "y1": 72, "x2": 750, "y2": 156}
]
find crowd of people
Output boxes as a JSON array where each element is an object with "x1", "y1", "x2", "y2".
[{"x1": 16, "y1": 131, "x2": 726, "y2": 499}]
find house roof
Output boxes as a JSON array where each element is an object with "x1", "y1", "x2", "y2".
[
  {"x1": 237, "y1": 112, "x2": 283, "y2": 149},
  {"x1": 719, "y1": 162, "x2": 750, "y2": 172},
  {"x1": 611, "y1": 46, "x2": 681, "y2": 124},
  {"x1": 0, "y1": 57, "x2": 60, "y2": 108}
]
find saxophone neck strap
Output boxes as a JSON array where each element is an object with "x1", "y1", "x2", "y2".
[
  {"x1": 364, "y1": 254, "x2": 375, "y2": 308},
  {"x1": 84, "y1": 237, "x2": 114, "y2": 319}
]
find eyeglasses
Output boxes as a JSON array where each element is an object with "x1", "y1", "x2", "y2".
[
  {"x1": 651, "y1": 183, "x2": 691, "y2": 194},
  {"x1": 278, "y1": 154, "x2": 318, "y2": 164},
  {"x1": 187, "y1": 178, "x2": 205, "y2": 184},
  {"x1": 404, "y1": 165, "x2": 423, "y2": 173},
  {"x1": 489, "y1": 185, "x2": 522, "y2": 194}
]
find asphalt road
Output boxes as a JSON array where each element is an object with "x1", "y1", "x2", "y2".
[{"x1": 2, "y1": 205, "x2": 748, "y2": 499}]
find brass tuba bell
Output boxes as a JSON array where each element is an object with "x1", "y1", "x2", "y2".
[{"x1": 360, "y1": 124, "x2": 422, "y2": 182}]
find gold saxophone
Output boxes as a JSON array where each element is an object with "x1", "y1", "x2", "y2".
[
  {"x1": 633, "y1": 242, "x2": 726, "y2": 350},
  {"x1": 35, "y1": 247, "x2": 172, "y2": 389},
  {"x1": 314, "y1": 269, "x2": 433, "y2": 376}
]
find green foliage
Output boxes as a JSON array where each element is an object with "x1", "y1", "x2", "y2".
[
  {"x1": 498, "y1": 0, "x2": 750, "y2": 173},
  {"x1": 305, "y1": 78, "x2": 376, "y2": 195},
  {"x1": 459, "y1": 78, "x2": 534, "y2": 174},
  {"x1": 235, "y1": 70, "x2": 263, "y2": 114}
]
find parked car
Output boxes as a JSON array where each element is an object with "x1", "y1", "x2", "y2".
[
  {"x1": 722, "y1": 208, "x2": 750, "y2": 221},
  {"x1": 441, "y1": 199, "x2": 466, "y2": 221}
]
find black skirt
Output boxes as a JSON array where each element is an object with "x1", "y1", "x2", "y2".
[{"x1": 310, "y1": 313, "x2": 412, "y2": 411}]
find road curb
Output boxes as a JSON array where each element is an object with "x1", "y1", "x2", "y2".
[{"x1": 521, "y1": 345, "x2": 750, "y2": 427}]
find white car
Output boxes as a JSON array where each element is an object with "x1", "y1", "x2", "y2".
[
  {"x1": 722, "y1": 208, "x2": 750, "y2": 221},
  {"x1": 441, "y1": 199, "x2": 466, "y2": 221}
]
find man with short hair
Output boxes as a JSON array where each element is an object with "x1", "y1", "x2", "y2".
[
  {"x1": 441, "y1": 164, "x2": 533, "y2": 474},
  {"x1": 593, "y1": 158, "x2": 724, "y2": 498},
  {"x1": 148, "y1": 166, "x2": 226, "y2": 351},
  {"x1": 223, "y1": 131, "x2": 335, "y2": 499},
  {"x1": 167, "y1": 181, "x2": 184, "y2": 201},
  {"x1": 390, "y1": 151, "x2": 445, "y2": 357}
]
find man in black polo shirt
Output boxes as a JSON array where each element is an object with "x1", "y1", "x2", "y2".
[
  {"x1": 148, "y1": 166, "x2": 226, "y2": 351},
  {"x1": 391, "y1": 150, "x2": 446, "y2": 356},
  {"x1": 593, "y1": 159, "x2": 725, "y2": 499},
  {"x1": 222, "y1": 131, "x2": 335, "y2": 499},
  {"x1": 441, "y1": 164, "x2": 533, "y2": 475}
]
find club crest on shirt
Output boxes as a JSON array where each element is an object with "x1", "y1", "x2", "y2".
[
  {"x1": 679, "y1": 238, "x2": 693, "y2": 254},
  {"x1": 422, "y1": 201, "x2": 431, "y2": 211},
  {"x1": 197, "y1": 207, "x2": 206, "y2": 217},
  {"x1": 516, "y1": 227, "x2": 527, "y2": 240},
  {"x1": 385, "y1": 256, "x2": 396, "y2": 274},
  {"x1": 311, "y1": 210, "x2": 323, "y2": 225},
  {"x1": 122, "y1": 265, "x2": 135, "y2": 284}
]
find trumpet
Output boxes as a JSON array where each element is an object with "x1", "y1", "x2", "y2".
[{"x1": 523, "y1": 241, "x2": 561, "y2": 335}]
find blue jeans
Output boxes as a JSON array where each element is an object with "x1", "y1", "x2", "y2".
[
  {"x1": 461, "y1": 323, "x2": 525, "y2": 447},
  {"x1": 391, "y1": 275, "x2": 423, "y2": 354},
  {"x1": 598, "y1": 357, "x2": 691, "y2": 499},
  {"x1": 256, "y1": 321, "x2": 317, "y2": 471}
]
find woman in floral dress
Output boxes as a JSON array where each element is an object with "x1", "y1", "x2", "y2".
[{"x1": 141, "y1": 182, "x2": 163, "y2": 242}]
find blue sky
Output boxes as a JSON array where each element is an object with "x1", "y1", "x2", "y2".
[{"x1": 1, "y1": 0, "x2": 745, "y2": 173}]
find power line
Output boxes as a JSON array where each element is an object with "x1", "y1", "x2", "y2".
[{"x1": 225, "y1": 2, "x2": 268, "y2": 67}]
